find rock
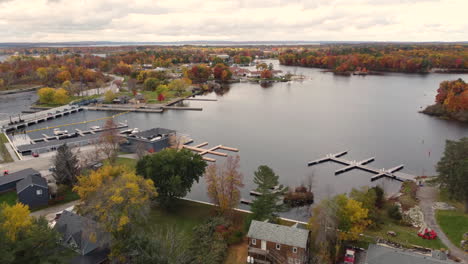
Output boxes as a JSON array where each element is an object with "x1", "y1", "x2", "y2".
[
  {"x1": 432, "y1": 202, "x2": 456, "y2": 210},
  {"x1": 387, "y1": 231, "x2": 397, "y2": 237}
]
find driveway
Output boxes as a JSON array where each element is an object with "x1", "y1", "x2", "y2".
[{"x1": 417, "y1": 186, "x2": 467, "y2": 263}]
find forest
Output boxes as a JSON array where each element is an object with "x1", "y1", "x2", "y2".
[
  {"x1": 279, "y1": 45, "x2": 468, "y2": 73},
  {"x1": 423, "y1": 78, "x2": 468, "y2": 122}
]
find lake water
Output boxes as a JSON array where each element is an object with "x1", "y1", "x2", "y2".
[
  {"x1": 0, "y1": 91, "x2": 38, "y2": 117},
  {"x1": 6, "y1": 60, "x2": 468, "y2": 220}
]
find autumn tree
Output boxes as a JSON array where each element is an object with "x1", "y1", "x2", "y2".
[
  {"x1": 52, "y1": 144, "x2": 80, "y2": 186},
  {"x1": 0, "y1": 205, "x2": 65, "y2": 264},
  {"x1": 37, "y1": 87, "x2": 56, "y2": 104},
  {"x1": 212, "y1": 63, "x2": 232, "y2": 82},
  {"x1": 205, "y1": 155, "x2": 244, "y2": 216},
  {"x1": 136, "y1": 148, "x2": 207, "y2": 205},
  {"x1": 334, "y1": 195, "x2": 371, "y2": 241},
  {"x1": 98, "y1": 118, "x2": 124, "y2": 164},
  {"x1": 308, "y1": 199, "x2": 339, "y2": 264},
  {"x1": 104, "y1": 90, "x2": 117, "y2": 103},
  {"x1": 53, "y1": 88, "x2": 69, "y2": 105},
  {"x1": 168, "y1": 78, "x2": 191, "y2": 96},
  {"x1": 187, "y1": 217, "x2": 228, "y2": 264},
  {"x1": 249, "y1": 165, "x2": 287, "y2": 222},
  {"x1": 185, "y1": 64, "x2": 212, "y2": 83},
  {"x1": 73, "y1": 165, "x2": 157, "y2": 259},
  {"x1": 143, "y1": 77, "x2": 160, "y2": 91},
  {"x1": 436, "y1": 137, "x2": 468, "y2": 212}
]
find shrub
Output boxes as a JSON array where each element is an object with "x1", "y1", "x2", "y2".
[
  {"x1": 226, "y1": 230, "x2": 244, "y2": 245},
  {"x1": 388, "y1": 205, "x2": 402, "y2": 221}
]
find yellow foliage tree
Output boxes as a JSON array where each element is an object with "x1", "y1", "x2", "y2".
[
  {"x1": 37, "y1": 87, "x2": 56, "y2": 104},
  {"x1": 104, "y1": 90, "x2": 117, "y2": 103},
  {"x1": 53, "y1": 88, "x2": 69, "y2": 105},
  {"x1": 0, "y1": 203, "x2": 32, "y2": 241},
  {"x1": 0, "y1": 78, "x2": 4, "y2": 88},
  {"x1": 335, "y1": 195, "x2": 371, "y2": 241},
  {"x1": 73, "y1": 165, "x2": 157, "y2": 233}
]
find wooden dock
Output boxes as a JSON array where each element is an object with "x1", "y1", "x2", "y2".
[
  {"x1": 162, "y1": 106, "x2": 203, "y2": 111},
  {"x1": 183, "y1": 142, "x2": 239, "y2": 162},
  {"x1": 307, "y1": 151, "x2": 416, "y2": 182}
]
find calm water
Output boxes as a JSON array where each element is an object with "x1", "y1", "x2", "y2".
[
  {"x1": 10, "y1": 60, "x2": 468, "y2": 220},
  {"x1": 0, "y1": 91, "x2": 38, "y2": 117}
]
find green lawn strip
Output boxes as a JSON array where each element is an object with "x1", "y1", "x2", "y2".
[
  {"x1": 365, "y1": 220, "x2": 446, "y2": 249},
  {"x1": 0, "y1": 191, "x2": 18, "y2": 206},
  {"x1": 104, "y1": 157, "x2": 137, "y2": 170},
  {"x1": 436, "y1": 210, "x2": 468, "y2": 249},
  {"x1": 0, "y1": 133, "x2": 14, "y2": 163},
  {"x1": 437, "y1": 188, "x2": 465, "y2": 211}
]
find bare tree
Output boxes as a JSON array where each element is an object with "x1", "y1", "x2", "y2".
[
  {"x1": 97, "y1": 119, "x2": 124, "y2": 164},
  {"x1": 205, "y1": 155, "x2": 244, "y2": 217},
  {"x1": 135, "y1": 141, "x2": 147, "y2": 159}
]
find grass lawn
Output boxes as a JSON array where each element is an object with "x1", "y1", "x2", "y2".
[
  {"x1": 436, "y1": 210, "x2": 468, "y2": 249},
  {"x1": 365, "y1": 220, "x2": 446, "y2": 249},
  {"x1": 0, "y1": 133, "x2": 14, "y2": 163},
  {"x1": 116, "y1": 89, "x2": 192, "y2": 104},
  {"x1": 0, "y1": 191, "x2": 17, "y2": 206},
  {"x1": 109, "y1": 157, "x2": 138, "y2": 170}
]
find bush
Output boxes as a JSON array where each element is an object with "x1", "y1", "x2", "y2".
[
  {"x1": 388, "y1": 205, "x2": 402, "y2": 221},
  {"x1": 226, "y1": 230, "x2": 244, "y2": 245}
]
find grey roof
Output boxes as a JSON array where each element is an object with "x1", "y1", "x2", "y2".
[
  {"x1": 16, "y1": 174, "x2": 48, "y2": 194},
  {"x1": 0, "y1": 168, "x2": 40, "y2": 186},
  {"x1": 365, "y1": 244, "x2": 454, "y2": 264},
  {"x1": 55, "y1": 211, "x2": 109, "y2": 256},
  {"x1": 130, "y1": 128, "x2": 175, "y2": 141},
  {"x1": 247, "y1": 220, "x2": 309, "y2": 248},
  {"x1": 17, "y1": 133, "x2": 101, "y2": 152}
]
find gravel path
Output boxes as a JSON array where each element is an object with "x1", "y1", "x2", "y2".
[{"x1": 417, "y1": 186, "x2": 467, "y2": 263}]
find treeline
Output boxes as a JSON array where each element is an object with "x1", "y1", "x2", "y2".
[
  {"x1": 423, "y1": 78, "x2": 468, "y2": 122},
  {"x1": 279, "y1": 45, "x2": 468, "y2": 73}
]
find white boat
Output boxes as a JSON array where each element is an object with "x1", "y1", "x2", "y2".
[
  {"x1": 130, "y1": 128, "x2": 140, "y2": 134},
  {"x1": 53, "y1": 128, "x2": 68, "y2": 136},
  {"x1": 90, "y1": 126, "x2": 100, "y2": 130}
]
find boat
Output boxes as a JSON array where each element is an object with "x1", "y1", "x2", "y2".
[
  {"x1": 53, "y1": 128, "x2": 68, "y2": 136},
  {"x1": 90, "y1": 126, "x2": 100, "y2": 130}
]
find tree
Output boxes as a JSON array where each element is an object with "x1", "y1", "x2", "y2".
[
  {"x1": 334, "y1": 195, "x2": 371, "y2": 241},
  {"x1": 52, "y1": 144, "x2": 80, "y2": 186},
  {"x1": 168, "y1": 78, "x2": 191, "y2": 96},
  {"x1": 73, "y1": 165, "x2": 157, "y2": 259},
  {"x1": 249, "y1": 165, "x2": 287, "y2": 222},
  {"x1": 143, "y1": 77, "x2": 160, "y2": 91},
  {"x1": 56, "y1": 70, "x2": 71, "y2": 83},
  {"x1": 136, "y1": 148, "x2": 207, "y2": 205},
  {"x1": 213, "y1": 64, "x2": 232, "y2": 82},
  {"x1": 0, "y1": 211, "x2": 67, "y2": 264},
  {"x1": 308, "y1": 199, "x2": 339, "y2": 264},
  {"x1": 185, "y1": 64, "x2": 211, "y2": 83},
  {"x1": 436, "y1": 137, "x2": 468, "y2": 212},
  {"x1": 187, "y1": 217, "x2": 228, "y2": 264},
  {"x1": 104, "y1": 90, "x2": 117, "y2": 103},
  {"x1": 205, "y1": 155, "x2": 244, "y2": 215},
  {"x1": 37, "y1": 87, "x2": 55, "y2": 104},
  {"x1": 0, "y1": 203, "x2": 32, "y2": 242},
  {"x1": 53, "y1": 88, "x2": 69, "y2": 105},
  {"x1": 349, "y1": 187, "x2": 380, "y2": 227},
  {"x1": 0, "y1": 78, "x2": 5, "y2": 88},
  {"x1": 98, "y1": 118, "x2": 124, "y2": 163}
]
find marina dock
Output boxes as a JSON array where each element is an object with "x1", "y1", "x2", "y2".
[
  {"x1": 183, "y1": 142, "x2": 239, "y2": 162},
  {"x1": 307, "y1": 151, "x2": 416, "y2": 182}
]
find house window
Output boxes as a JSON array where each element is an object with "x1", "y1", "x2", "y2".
[
  {"x1": 293, "y1": 247, "x2": 297, "y2": 253},
  {"x1": 276, "y1": 243, "x2": 281, "y2": 250},
  {"x1": 36, "y1": 189, "x2": 43, "y2": 195},
  {"x1": 251, "y1": 238, "x2": 256, "y2": 245}
]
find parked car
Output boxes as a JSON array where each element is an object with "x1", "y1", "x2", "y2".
[
  {"x1": 3, "y1": 170, "x2": 8, "y2": 176},
  {"x1": 344, "y1": 249, "x2": 356, "y2": 264},
  {"x1": 48, "y1": 166, "x2": 56, "y2": 172},
  {"x1": 32, "y1": 152, "x2": 39, "y2": 158}
]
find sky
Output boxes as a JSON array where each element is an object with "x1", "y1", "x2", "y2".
[{"x1": 0, "y1": 0, "x2": 467, "y2": 42}]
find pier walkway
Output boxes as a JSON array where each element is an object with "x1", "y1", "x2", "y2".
[{"x1": 307, "y1": 151, "x2": 416, "y2": 182}]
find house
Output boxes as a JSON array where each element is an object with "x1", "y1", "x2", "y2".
[
  {"x1": 0, "y1": 168, "x2": 40, "y2": 192},
  {"x1": 247, "y1": 220, "x2": 310, "y2": 264},
  {"x1": 16, "y1": 174, "x2": 49, "y2": 208},
  {"x1": 55, "y1": 210, "x2": 110, "y2": 264},
  {"x1": 247, "y1": 71, "x2": 262, "y2": 78},
  {"x1": 120, "y1": 127, "x2": 176, "y2": 154},
  {"x1": 365, "y1": 244, "x2": 454, "y2": 264}
]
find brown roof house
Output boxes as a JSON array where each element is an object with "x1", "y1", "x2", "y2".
[{"x1": 247, "y1": 220, "x2": 310, "y2": 264}]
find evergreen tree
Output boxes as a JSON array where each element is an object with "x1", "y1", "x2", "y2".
[
  {"x1": 52, "y1": 144, "x2": 80, "y2": 186},
  {"x1": 436, "y1": 137, "x2": 468, "y2": 213},
  {"x1": 250, "y1": 165, "x2": 287, "y2": 222}
]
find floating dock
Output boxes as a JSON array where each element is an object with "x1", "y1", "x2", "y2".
[
  {"x1": 307, "y1": 151, "x2": 416, "y2": 182},
  {"x1": 183, "y1": 142, "x2": 239, "y2": 162}
]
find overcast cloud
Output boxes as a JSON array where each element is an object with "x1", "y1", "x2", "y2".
[{"x1": 0, "y1": 0, "x2": 466, "y2": 42}]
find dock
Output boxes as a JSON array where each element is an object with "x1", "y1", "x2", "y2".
[
  {"x1": 183, "y1": 142, "x2": 239, "y2": 162},
  {"x1": 307, "y1": 151, "x2": 416, "y2": 182},
  {"x1": 162, "y1": 106, "x2": 203, "y2": 111},
  {"x1": 1, "y1": 107, "x2": 84, "y2": 132}
]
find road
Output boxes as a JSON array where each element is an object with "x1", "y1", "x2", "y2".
[{"x1": 417, "y1": 186, "x2": 467, "y2": 263}]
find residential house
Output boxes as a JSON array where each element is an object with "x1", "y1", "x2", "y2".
[
  {"x1": 365, "y1": 244, "x2": 454, "y2": 264},
  {"x1": 120, "y1": 127, "x2": 176, "y2": 154},
  {"x1": 247, "y1": 71, "x2": 262, "y2": 78},
  {"x1": 0, "y1": 168, "x2": 41, "y2": 192},
  {"x1": 229, "y1": 67, "x2": 250, "y2": 78},
  {"x1": 16, "y1": 174, "x2": 49, "y2": 208},
  {"x1": 247, "y1": 220, "x2": 310, "y2": 264},
  {"x1": 55, "y1": 210, "x2": 110, "y2": 264}
]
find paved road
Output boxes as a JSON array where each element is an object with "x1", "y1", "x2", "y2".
[{"x1": 417, "y1": 186, "x2": 467, "y2": 263}]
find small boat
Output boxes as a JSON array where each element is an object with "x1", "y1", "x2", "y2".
[
  {"x1": 53, "y1": 128, "x2": 68, "y2": 136},
  {"x1": 90, "y1": 126, "x2": 100, "y2": 130},
  {"x1": 130, "y1": 128, "x2": 140, "y2": 134}
]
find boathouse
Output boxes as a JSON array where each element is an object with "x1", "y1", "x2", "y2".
[{"x1": 120, "y1": 128, "x2": 176, "y2": 154}]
